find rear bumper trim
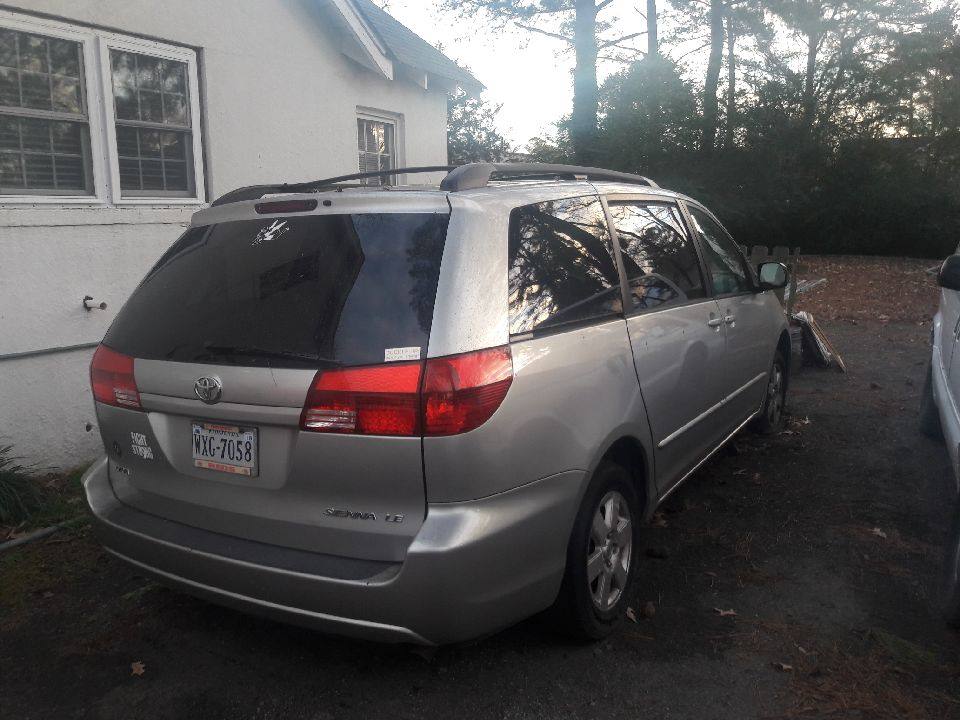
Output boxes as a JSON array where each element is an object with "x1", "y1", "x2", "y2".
[
  {"x1": 83, "y1": 457, "x2": 587, "y2": 645},
  {"x1": 103, "y1": 546, "x2": 429, "y2": 644}
]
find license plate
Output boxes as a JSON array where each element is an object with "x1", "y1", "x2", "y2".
[{"x1": 191, "y1": 422, "x2": 258, "y2": 476}]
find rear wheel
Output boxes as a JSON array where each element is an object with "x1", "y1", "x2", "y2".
[
  {"x1": 920, "y1": 360, "x2": 942, "y2": 440},
  {"x1": 553, "y1": 462, "x2": 640, "y2": 640},
  {"x1": 753, "y1": 351, "x2": 787, "y2": 435}
]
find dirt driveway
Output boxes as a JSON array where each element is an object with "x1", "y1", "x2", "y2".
[{"x1": 3, "y1": 320, "x2": 960, "y2": 717}]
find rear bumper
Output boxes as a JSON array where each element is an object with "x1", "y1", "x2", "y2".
[{"x1": 83, "y1": 457, "x2": 586, "y2": 645}]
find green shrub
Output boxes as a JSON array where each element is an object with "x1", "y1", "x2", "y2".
[{"x1": 0, "y1": 445, "x2": 45, "y2": 526}]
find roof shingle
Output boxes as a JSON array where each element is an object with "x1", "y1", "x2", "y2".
[{"x1": 350, "y1": 0, "x2": 482, "y2": 91}]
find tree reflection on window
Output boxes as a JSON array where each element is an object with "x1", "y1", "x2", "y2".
[
  {"x1": 689, "y1": 208, "x2": 751, "y2": 295},
  {"x1": 608, "y1": 202, "x2": 705, "y2": 311},
  {"x1": 508, "y1": 195, "x2": 622, "y2": 334}
]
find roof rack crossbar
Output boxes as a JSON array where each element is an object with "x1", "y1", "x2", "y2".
[
  {"x1": 438, "y1": 163, "x2": 659, "y2": 192},
  {"x1": 210, "y1": 166, "x2": 455, "y2": 207}
]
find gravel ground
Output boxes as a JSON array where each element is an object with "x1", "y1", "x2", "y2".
[{"x1": 3, "y1": 319, "x2": 960, "y2": 719}]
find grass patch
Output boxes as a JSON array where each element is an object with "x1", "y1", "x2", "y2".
[
  {"x1": 0, "y1": 443, "x2": 89, "y2": 533},
  {"x1": 24, "y1": 466, "x2": 89, "y2": 530},
  {"x1": 867, "y1": 627, "x2": 938, "y2": 668}
]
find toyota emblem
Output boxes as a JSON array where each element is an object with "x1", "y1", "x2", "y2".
[{"x1": 194, "y1": 376, "x2": 223, "y2": 404}]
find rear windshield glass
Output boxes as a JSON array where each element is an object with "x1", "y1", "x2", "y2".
[{"x1": 104, "y1": 213, "x2": 450, "y2": 368}]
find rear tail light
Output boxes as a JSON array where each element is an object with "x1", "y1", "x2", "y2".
[
  {"x1": 300, "y1": 361, "x2": 422, "y2": 436},
  {"x1": 299, "y1": 346, "x2": 513, "y2": 436},
  {"x1": 422, "y1": 346, "x2": 513, "y2": 436},
  {"x1": 90, "y1": 345, "x2": 142, "y2": 410}
]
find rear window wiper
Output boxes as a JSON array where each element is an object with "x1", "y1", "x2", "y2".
[{"x1": 201, "y1": 345, "x2": 339, "y2": 365}]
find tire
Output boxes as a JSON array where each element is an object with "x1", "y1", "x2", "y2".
[
  {"x1": 942, "y1": 501, "x2": 960, "y2": 625},
  {"x1": 753, "y1": 351, "x2": 787, "y2": 435},
  {"x1": 552, "y1": 462, "x2": 641, "y2": 640},
  {"x1": 920, "y1": 360, "x2": 943, "y2": 440}
]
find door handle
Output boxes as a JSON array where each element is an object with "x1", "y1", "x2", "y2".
[
  {"x1": 707, "y1": 317, "x2": 722, "y2": 328},
  {"x1": 724, "y1": 313, "x2": 736, "y2": 326}
]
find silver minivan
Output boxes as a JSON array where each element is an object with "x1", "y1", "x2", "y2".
[{"x1": 83, "y1": 163, "x2": 791, "y2": 645}]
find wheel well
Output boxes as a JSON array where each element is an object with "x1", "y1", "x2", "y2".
[
  {"x1": 600, "y1": 436, "x2": 650, "y2": 516},
  {"x1": 777, "y1": 329, "x2": 792, "y2": 391}
]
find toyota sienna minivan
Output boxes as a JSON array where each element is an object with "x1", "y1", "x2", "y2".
[{"x1": 83, "y1": 163, "x2": 791, "y2": 645}]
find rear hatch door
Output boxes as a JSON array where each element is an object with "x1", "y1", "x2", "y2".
[{"x1": 96, "y1": 196, "x2": 450, "y2": 562}]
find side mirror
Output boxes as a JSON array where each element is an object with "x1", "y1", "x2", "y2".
[
  {"x1": 757, "y1": 261, "x2": 788, "y2": 291},
  {"x1": 939, "y1": 255, "x2": 960, "y2": 291}
]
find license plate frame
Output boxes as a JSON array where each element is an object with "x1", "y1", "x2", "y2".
[{"x1": 191, "y1": 421, "x2": 259, "y2": 477}]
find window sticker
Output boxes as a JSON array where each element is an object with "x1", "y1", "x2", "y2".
[
  {"x1": 252, "y1": 220, "x2": 289, "y2": 246},
  {"x1": 384, "y1": 347, "x2": 421, "y2": 362}
]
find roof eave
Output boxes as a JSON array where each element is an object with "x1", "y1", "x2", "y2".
[{"x1": 326, "y1": 0, "x2": 393, "y2": 79}]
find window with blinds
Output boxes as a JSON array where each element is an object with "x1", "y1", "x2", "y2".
[
  {"x1": 357, "y1": 117, "x2": 395, "y2": 186},
  {"x1": 0, "y1": 27, "x2": 92, "y2": 194},
  {"x1": 110, "y1": 50, "x2": 192, "y2": 196}
]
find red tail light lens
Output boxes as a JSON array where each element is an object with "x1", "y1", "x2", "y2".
[
  {"x1": 423, "y1": 346, "x2": 513, "y2": 436},
  {"x1": 90, "y1": 345, "x2": 142, "y2": 410},
  {"x1": 299, "y1": 347, "x2": 513, "y2": 437},
  {"x1": 300, "y1": 361, "x2": 422, "y2": 436}
]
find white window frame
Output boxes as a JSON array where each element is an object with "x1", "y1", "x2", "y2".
[
  {"x1": 0, "y1": 9, "x2": 107, "y2": 205},
  {"x1": 96, "y1": 32, "x2": 205, "y2": 206},
  {"x1": 357, "y1": 107, "x2": 404, "y2": 185},
  {"x1": 0, "y1": 9, "x2": 205, "y2": 206}
]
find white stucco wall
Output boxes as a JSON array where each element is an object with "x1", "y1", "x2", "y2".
[{"x1": 0, "y1": 0, "x2": 450, "y2": 467}]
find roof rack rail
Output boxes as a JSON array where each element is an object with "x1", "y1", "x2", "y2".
[
  {"x1": 209, "y1": 163, "x2": 657, "y2": 207},
  {"x1": 439, "y1": 163, "x2": 658, "y2": 192},
  {"x1": 209, "y1": 166, "x2": 455, "y2": 207}
]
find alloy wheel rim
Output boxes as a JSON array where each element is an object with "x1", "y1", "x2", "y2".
[
  {"x1": 587, "y1": 490, "x2": 633, "y2": 611},
  {"x1": 767, "y1": 365, "x2": 784, "y2": 425}
]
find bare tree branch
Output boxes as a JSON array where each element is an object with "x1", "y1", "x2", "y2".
[
  {"x1": 513, "y1": 21, "x2": 576, "y2": 43},
  {"x1": 598, "y1": 31, "x2": 647, "y2": 48}
]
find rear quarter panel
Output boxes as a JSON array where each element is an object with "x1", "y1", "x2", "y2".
[{"x1": 422, "y1": 318, "x2": 654, "y2": 503}]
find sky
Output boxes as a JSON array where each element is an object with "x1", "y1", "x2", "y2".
[{"x1": 378, "y1": 1, "x2": 652, "y2": 150}]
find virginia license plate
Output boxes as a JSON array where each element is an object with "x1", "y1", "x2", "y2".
[{"x1": 191, "y1": 422, "x2": 258, "y2": 476}]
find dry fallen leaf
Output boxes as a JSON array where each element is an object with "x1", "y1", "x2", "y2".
[
  {"x1": 130, "y1": 661, "x2": 146, "y2": 677},
  {"x1": 642, "y1": 601, "x2": 657, "y2": 619},
  {"x1": 651, "y1": 512, "x2": 668, "y2": 528},
  {"x1": 626, "y1": 607, "x2": 638, "y2": 623},
  {"x1": 713, "y1": 608, "x2": 737, "y2": 617},
  {"x1": 773, "y1": 662, "x2": 794, "y2": 672},
  {"x1": 871, "y1": 527, "x2": 888, "y2": 539}
]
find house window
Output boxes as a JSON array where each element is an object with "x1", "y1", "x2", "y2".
[
  {"x1": 110, "y1": 50, "x2": 192, "y2": 196},
  {"x1": 0, "y1": 9, "x2": 206, "y2": 204},
  {"x1": 357, "y1": 117, "x2": 395, "y2": 186},
  {"x1": 0, "y1": 27, "x2": 92, "y2": 194}
]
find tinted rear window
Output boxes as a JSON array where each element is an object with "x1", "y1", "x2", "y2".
[
  {"x1": 508, "y1": 195, "x2": 621, "y2": 335},
  {"x1": 105, "y1": 213, "x2": 449, "y2": 368}
]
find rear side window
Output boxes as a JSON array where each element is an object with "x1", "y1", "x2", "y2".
[
  {"x1": 608, "y1": 202, "x2": 706, "y2": 311},
  {"x1": 508, "y1": 195, "x2": 621, "y2": 335},
  {"x1": 689, "y1": 206, "x2": 752, "y2": 296},
  {"x1": 105, "y1": 213, "x2": 450, "y2": 368}
]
